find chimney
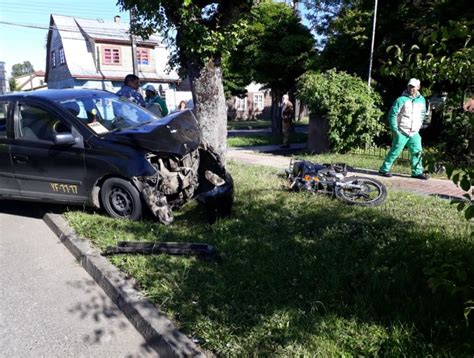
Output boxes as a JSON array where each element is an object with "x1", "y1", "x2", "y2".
[{"x1": 114, "y1": 15, "x2": 121, "y2": 24}]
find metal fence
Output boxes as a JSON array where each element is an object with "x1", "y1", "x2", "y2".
[{"x1": 350, "y1": 147, "x2": 411, "y2": 162}]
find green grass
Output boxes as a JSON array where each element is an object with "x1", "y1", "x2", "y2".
[
  {"x1": 227, "y1": 117, "x2": 308, "y2": 130},
  {"x1": 227, "y1": 119, "x2": 271, "y2": 130},
  {"x1": 65, "y1": 162, "x2": 473, "y2": 356},
  {"x1": 302, "y1": 152, "x2": 413, "y2": 175},
  {"x1": 228, "y1": 133, "x2": 308, "y2": 147},
  {"x1": 227, "y1": 137, "x2": 444, "y2": 178}
]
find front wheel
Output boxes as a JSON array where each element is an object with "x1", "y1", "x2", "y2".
[
  {"x1": 335, "y1": 176, "x2": 387, "y2": 206},
  {"x1": 100, "y1": 178, "x2": 143, "y2": 220}
]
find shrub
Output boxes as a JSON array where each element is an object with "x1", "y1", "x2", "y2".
[{"x1": 297, "y1": 69, "x2": 385, "y2": 152}]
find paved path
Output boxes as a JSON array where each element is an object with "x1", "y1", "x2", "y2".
[
  {"x1": 227, "y1": 146, "x2": 469, "y2": 200},
  {"x1": 0, "y1": 202, "x2": 156, "y2": 358}
]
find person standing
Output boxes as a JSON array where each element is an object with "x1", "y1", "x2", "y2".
[
  {"x1": 281, "y1": 94, "x2": 294, "y2": 148},
  {"x1": 116, "y1": 74, "x2": 146, "y2": 107},
  {"x1": 379, "y1": 78, "x2": 429, "y2": 179},
  {"x1": 144, "y1": 85, "x2": 169, "y2": 117}
]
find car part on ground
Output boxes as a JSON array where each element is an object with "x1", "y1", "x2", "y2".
[
  {"x1": 102, "y1": 241, "x2": 220, "y2": 261},
  {"x1": 287, "y1": 159, "x2": 387, "y2": 206}
]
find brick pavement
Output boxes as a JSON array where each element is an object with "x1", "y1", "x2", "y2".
[{"x1": 227, "y1": 147, "x2": 470, "y2": 200}]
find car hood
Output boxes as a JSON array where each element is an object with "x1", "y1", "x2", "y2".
[{"x1": 102, "y1": 110, "x2": 202, "y2": 156}]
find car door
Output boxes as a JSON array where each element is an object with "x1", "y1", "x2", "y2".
[
  {"x1": 9, "y1": 99, "x2": 88, "y2": 203},
  {"x1": 0, "y1": 100, "x2": 20, "y2": 196}
]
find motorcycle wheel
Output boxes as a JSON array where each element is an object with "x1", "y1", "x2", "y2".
[{"x1": 335, "y1": 176, "x2": 387, "y2": 206}]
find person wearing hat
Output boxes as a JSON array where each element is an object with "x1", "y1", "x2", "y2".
[
  {"x1": 116, "y1": 74, "x2": 146, "y2": 107},
  {"x1": 379, "y1": 78, "x2": 429, "y2": 180},
  {"x1": 144, "y1": 85, "x2": 169, "y2": 118}
]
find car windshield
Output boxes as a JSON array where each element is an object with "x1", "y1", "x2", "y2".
[{"x1": 56, "y1": 93, "x2": 158, "y2": 134}]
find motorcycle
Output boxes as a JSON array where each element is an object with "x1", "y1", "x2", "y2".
[{"x1": 287, "y1": 159, "x2": 387, "y2": 206}]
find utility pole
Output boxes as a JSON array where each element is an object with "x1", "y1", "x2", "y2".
[
  {"x1": 130, "y1": 9, "x2": 138, "y2": 76},
  {"x1": 367, "y1": 0, "x2": 378, "y2": 87}
]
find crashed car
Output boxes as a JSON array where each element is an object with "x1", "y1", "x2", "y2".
[{"x1": 0, "y1": 89, "x2": 233, "y2": 224}]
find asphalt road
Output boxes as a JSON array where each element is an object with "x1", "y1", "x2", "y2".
[{"x1": 0, "y1": 201, "x2": 156, "y2": 357}]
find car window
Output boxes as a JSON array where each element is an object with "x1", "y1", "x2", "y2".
[
  {"x1": 0, "y1": 101, "x2": 8, "y2": 138},
  {"x1": 17, "y1": 103, "x2": 70, "y2": 142},
  {"x1": 57, "y1": 95, "x2": 158, "y2": 135}
]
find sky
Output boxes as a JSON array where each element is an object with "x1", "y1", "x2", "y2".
[{"x1": 0, "y1": 0, "x2": 130, "y2": 75}]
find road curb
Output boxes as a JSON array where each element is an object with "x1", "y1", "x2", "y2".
[{"x1": 43, "y1": 213, "x2": 206, "y2": 358}]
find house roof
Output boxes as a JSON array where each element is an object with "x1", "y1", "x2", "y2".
[{"x1": 46, "y1": 14, "x2": 178, "y2": 82}]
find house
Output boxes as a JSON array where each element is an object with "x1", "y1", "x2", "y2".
[
  {"x1": 14, "y1": 70, "x2": 47, "y2": 91},
  {"x1": 45, "y1": 14, "x2": 186, "y2": 109},
  {"x1": 227, "y1": 82, "x2": 272, "y2": 121}
]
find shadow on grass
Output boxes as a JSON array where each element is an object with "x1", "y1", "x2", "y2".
[{"x1": 65, "y1": 169, "x2": 474, "y2": 355}]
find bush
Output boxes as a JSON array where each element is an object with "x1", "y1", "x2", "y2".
[{"x1": 297, "y1": 69, "x2": 385, "y2": 152}]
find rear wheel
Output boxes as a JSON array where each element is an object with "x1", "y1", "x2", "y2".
[
  {"x1": 100, "y1": 178, "x2": 142, "y2": 220},
  {"x1": 335, "y1": 176, "x2": 387, "y2": 206}
]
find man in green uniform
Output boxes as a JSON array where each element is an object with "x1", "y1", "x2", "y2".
[{"x1": 379, "y1": 78, "x2": 429, "y2": 180}]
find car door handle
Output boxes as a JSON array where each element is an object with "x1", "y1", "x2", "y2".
[{"x1": 13, "y1": 154, "x2": 29, "y2": 163}]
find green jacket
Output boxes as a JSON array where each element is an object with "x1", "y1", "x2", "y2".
[
  {"x1": 388, "y1": 90, "x2": 426, "y2": 137},
  {"x1": 145, "y1": 95, "x2": 169, "y2": 117}
]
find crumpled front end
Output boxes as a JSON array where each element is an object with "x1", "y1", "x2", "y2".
[{"x1": 137, "y1": 143, "x2": 233, "y2": 224}]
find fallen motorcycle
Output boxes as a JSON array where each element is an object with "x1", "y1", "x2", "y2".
[{"x1": 287, "y1": 159, "x2": 387, "y2": 206}]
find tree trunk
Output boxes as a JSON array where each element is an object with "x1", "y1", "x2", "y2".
[
  {"x1": 189, "y1": 59, "x2": 228, "y2": 160},
  {"x1": 307, "y1": 112, "x2": 330, "y2": 153},
  {"x1": 271, "y1": 90, "x2": 282, "y2": 136}
]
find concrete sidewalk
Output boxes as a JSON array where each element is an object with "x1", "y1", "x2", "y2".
[
  {"x1": 0, "y1": 203, "x2": 156, "y2": 357},
  {"x1": 227, "y1": 145, "x2": 469, "y2": 200}
]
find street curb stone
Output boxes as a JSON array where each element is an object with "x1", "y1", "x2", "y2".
[{"x1": 43, "y1": 213, "x2": 206, "y2": 358}]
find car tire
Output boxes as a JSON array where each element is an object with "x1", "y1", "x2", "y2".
[{"x1": 100, "y1": 178, "x2": 142, "y2": 220}]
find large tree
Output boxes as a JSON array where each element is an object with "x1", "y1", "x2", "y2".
[
  {"x1": 225, "y1": 1, "x2": 315, "y2": 134},
  {"x1": 117, "y1": 0, "x2": 255, "y2": 158},
  {"x1": 11, "y1": 61, "x2": 34, "y2": 78},
  {"x1": 304, "y1": 0, "x2": 473, "y2": 103}
]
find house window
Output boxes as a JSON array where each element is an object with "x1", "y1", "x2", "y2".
[
  {"x1": 102, "y1": 47, "x2": 121, "y2": 65},
  {"x1": 235, "y1": 97, "x2": 247, "y2": 111},
  {"x1": 136, "y1": 48, "x2": 150, "y2": 65},
  {"x1": 59, "y1": 47, "x2": 66, "y2": 65},
  {"x1": 253, "y1": 93, "x2": 264, "y2": 111},
  {"x1": 51, "y1": 50, "x2": 56, "y2": 68}
]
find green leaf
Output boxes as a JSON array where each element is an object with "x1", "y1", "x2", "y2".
[
  {"x1": 457, "y1": 202, "x2": 466, "y2": 211},
  {"x1": 460, "y1": 176, "x2": 471, "y2": 191},
  {"x1": 452, "y1": 173, "x2": 460, "y2": 185},
  {"x1": 465, "y1": 205, "x2": 474, "y2": 220},
  {"x1": 446, "y1": 165, "x2": 454, "y2": 178}
]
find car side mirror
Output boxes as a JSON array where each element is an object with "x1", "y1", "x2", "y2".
[{"x1": 53, "y1": 133, "x2": 76, "y2": 146}]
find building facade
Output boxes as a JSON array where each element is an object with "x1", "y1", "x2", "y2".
[{"x1": 45, "y1": 14, "x2": 186, "y2": 110}]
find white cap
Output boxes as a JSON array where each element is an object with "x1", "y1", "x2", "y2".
[
  {"x1": 407, "y1": 78, "x2": 420, "y2": 87},
  {"x1": 145, "y1": 84, "x2": 156, "y2": 93}
]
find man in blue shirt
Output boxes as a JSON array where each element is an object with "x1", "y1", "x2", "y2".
[{"x1": 116, "y1": 74, "x2": 146, "y2": 107}]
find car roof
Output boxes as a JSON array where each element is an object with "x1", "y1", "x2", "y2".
[{"x1": 0, "y1": 89, "x2": 116, "y2": 102}]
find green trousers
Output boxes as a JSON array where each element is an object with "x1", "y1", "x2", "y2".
[{"x1": 379, "y1": 131, "x2": 423, "y2": 176}]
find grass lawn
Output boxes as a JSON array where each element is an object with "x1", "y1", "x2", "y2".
[
  {"x1": 65, "y1": 162, "x2": 473, "y2": 356},
  {"x1": 227, "y1": 117, "x2": 309, "y2": 130},
  {"x1": 227, "y1": 120, "x2": 271, "y2": 130},
  {"x1": 228, "y1": 133, "x2": 308, "y2": 147},
  {"x1": 228, "y1": 135, "x2": 443, "y2": 177}
]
